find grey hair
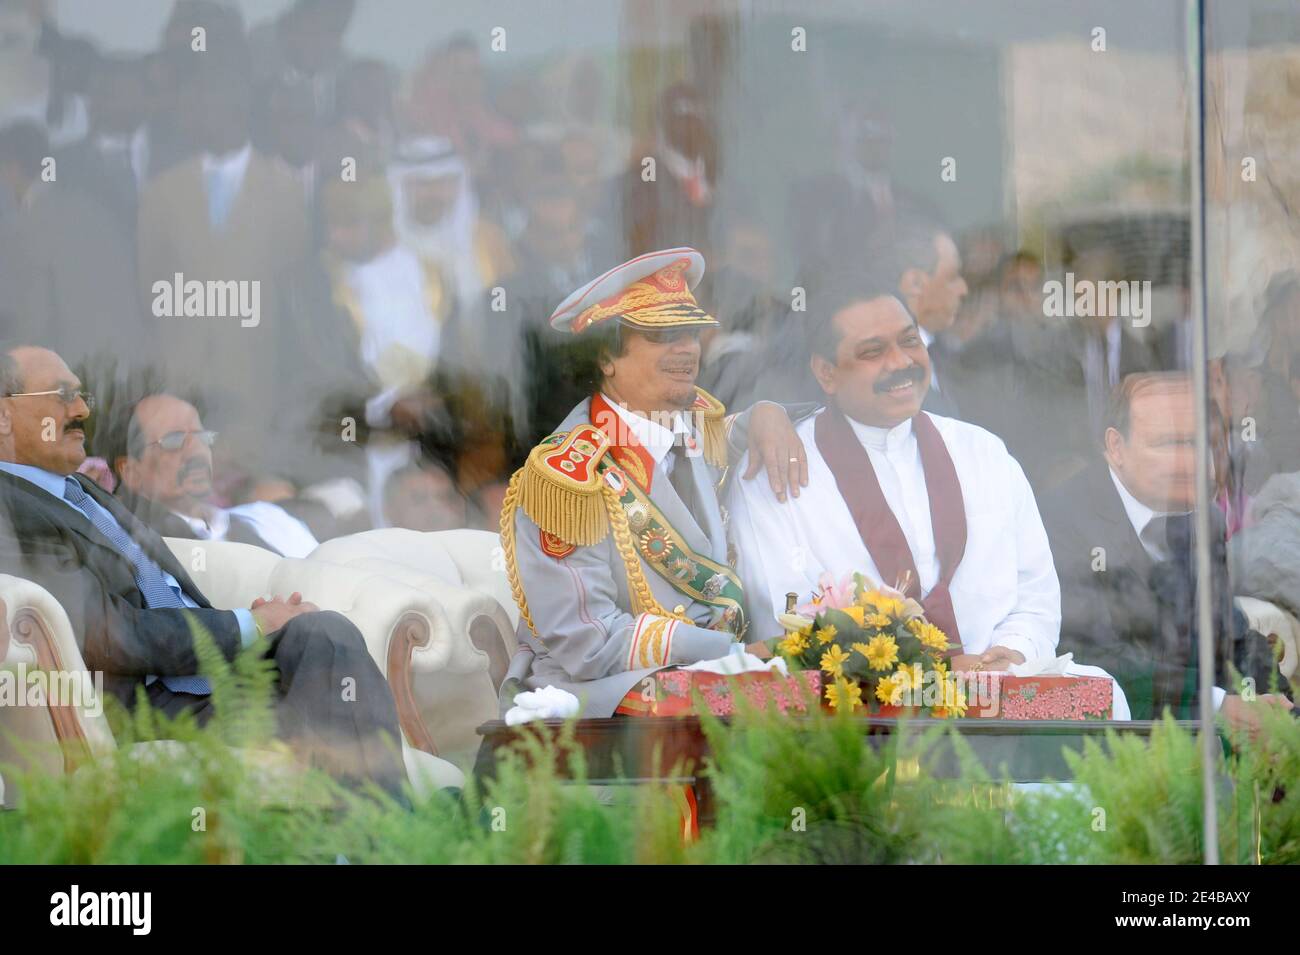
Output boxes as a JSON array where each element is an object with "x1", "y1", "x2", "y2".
[{"x1": 0, "y1": 340, "x2": 23, "y2": 397}]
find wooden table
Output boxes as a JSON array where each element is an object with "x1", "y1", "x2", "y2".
[{"x1": 475, "y1": 716, "x2": 1195, "y2": 826}]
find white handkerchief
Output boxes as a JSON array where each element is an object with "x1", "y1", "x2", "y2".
[
  {"x1": 505, "y1": 685, "x2": 581, "y2": 725},
  {"x1": 682, "y1": 642, "x2": 790, "y2": 676},
  {"x1": 1008, "y1": 653, "x2": 1074, "y2": 677}
]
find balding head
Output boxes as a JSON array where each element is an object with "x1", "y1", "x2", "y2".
[
  {"x1": 117, "y1": 394, "x2": 215, "y2": 515},
  {"x1": 0, "y1": 345, "x2": 90, "y2": 475}
]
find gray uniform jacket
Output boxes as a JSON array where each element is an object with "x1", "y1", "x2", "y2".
[{"x1": 501, "y1": 396, "x2": 747, "y2": 717}]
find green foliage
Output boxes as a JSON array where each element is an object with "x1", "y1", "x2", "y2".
[
  {"x1": 1228, "y1": 704, "x2": 1300, "y2": 865},
  {"x1": 0, "y1": 622, "x2": 685, "y2": 864},
  {"x1": 1041, "y1": 716, "x2": 1222, "y2": 864},
  {"x1": 691, "y1": 703, "x2": 1015, "y2": 863},
  {"x1": 3, "y1": 632, "x2": 1299, "y2": 864}
]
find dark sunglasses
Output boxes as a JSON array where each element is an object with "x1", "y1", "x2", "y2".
[{"x1": 634, "y1": 326, "x2": 704, "y2": 346}]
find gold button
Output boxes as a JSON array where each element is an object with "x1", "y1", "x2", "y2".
[{"x1": 673, "y1": 605, "x2": 686, "y2": 615}]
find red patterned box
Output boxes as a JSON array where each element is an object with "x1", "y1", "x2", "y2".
[
  {"x1": 969, "y1": 675, "x2": 1113, "y2": 720},
  {"x1": 640, "y1": 669, "x2": 824, "y2": 717}
]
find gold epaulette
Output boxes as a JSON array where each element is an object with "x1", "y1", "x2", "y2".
[
  {"x1": 692, "y1": 387, "x2": 728, "y2": 468},
  {"x1": 513, "y1": 423, "x2": 612, "y2": 547}
]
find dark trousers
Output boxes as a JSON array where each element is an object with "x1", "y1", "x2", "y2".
[{"x1": 142, "y1": 610, "x2": 408, "y2": 802}]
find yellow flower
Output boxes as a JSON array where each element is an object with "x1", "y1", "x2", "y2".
[
  {"x1": 893, "y1": 662, "x2": 925, "y2": 692},
  {"x1": 875, "y1": 675, "x2": 903, "y2": 705},
  {"x1": 816, "y1": 623, "x2": 839, "y2": 645},
  {"x1": 841, "y1": 605, "x2": 866, "y2": 627},
  {"x1": 858, "y1": 634, "x2": 899, "y2": 671},
  {"x1": 820, "y1": 644, "x2": 851, "y2": 678},
  {"x1": 932, "y1": 677, "x2": 968, "y2": 718},
  {"x1": 907, "y1": 618, "x2": 951, "y2": 652},
  {"x1": 862, "y1": 590, "x2": 907, "y2": 617},
  {"x1": 778, "y1": 631, "x2": 810, "y2": 656},
  {"x1": 825, "y1": 679, "x2": 863, "y2": 712}
]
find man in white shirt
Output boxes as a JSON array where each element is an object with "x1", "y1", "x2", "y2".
[
  {"x1": 112, "y1": 394, "x2": 319, "y2": 558},
  {"x1": 1042, "y1": 372, "x2": 1293, "y2": 729},
  {"x1": 726, "y1": 273, "x2": 1059, "y2": 674}
]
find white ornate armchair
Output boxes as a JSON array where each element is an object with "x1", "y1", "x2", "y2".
[
  {"x1": 0, "y1": 538, "x2": 468, "y2": 807},
  {"x1": 308, "y1": 528, "x2": 517, "y2": 769}
]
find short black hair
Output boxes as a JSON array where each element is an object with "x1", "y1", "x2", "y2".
[
  {"x1": 99, "y1": 391, "x2": 170, "y2": 478},
  {"x1": 888, "y1": 214, "x2": 951, "y2": 280},
  {"x1": 0, "y1": 122, "x2": 49, "y2": 179},
  {"x1": 804, "y1": 267, "x2": 909, "y2": 361},
  {"x1": 1104, "y1": 372, "x2": 1192, "y2": 440},
  {"x1": 997, "y1": 249, "x2": 1043, "y2": 278},
  {"x1": 123, "y1": 396, "x2": 157, "y2": 461},
  {"x1": 100, "y1": 394, "x2": 145, "y2": 476},
  {"x1": 577, "y1": 321, "x2": 629, "y2": 394}
]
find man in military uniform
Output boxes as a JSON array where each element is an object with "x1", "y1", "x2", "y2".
[{"x1": 500, "y1": 247, "x2": 804, "y2": 716}]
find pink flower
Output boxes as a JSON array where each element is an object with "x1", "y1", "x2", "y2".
[{"x1": 798, "y1": 571, "x2": 859, "y2": 614}]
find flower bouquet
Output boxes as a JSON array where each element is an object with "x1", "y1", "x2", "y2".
[{"x1": 776, "y1": 571, "x2": 967, "y2": 717}]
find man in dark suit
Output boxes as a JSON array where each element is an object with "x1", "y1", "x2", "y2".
[
  {"x1": 1041, "y1": 372, "x2": 1292, "y2": 729},
  {"x1": 135, "y1": 44, "x2": 311, "y2": 480},
  {"x1": 0, "y1": 344, "x2": 407, "y2": 798},
  {"x1": 53, "y1": 54, "x2": 151, "y2": 238},
  {"x1": 887, "y1": 218, "x2": 969, "y2": 419},
  {"x1": 108, "y1": 393, "x2": 319, "y2": 558},
  {"x1": 0, "y1": 122, "x2": 147, "y2": 375}
]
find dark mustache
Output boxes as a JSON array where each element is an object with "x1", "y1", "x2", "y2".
[
  {"x1": 63, "y1": 421, "x2": 85, "y2": 433},
  {"x1": 180, "y1": 458, "x2": 211, "y2": 479},
  {"x1": 875, "y1": 366, "x2": 925, "y2": 393}
]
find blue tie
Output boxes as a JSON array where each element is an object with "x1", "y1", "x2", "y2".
[
  {"x1": 63, "y1": 478, "x2": 211, "y2": 696},
  {"x1": 205, "y1": 165, "x2": 236, "y2": 230}
]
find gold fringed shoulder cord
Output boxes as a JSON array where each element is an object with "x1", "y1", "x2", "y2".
[
  {"x1": 499, "y1": 436, "x2": 691, "y2": 640},
  {"x1": 694, "y1": 387, "x2": 728, "y2": 468}
]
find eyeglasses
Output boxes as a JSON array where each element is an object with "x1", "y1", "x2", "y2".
[
  {"x1": 4, "y1": 387, "x2": 96, "y2": 411},
  {"x1": 147, "y1": 430, "x2": 219, "y2": 452}
]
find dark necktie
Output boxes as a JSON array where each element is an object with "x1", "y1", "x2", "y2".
[
  {"x1": 669, "y1": 443, "x2": 697, "y2": 515},
  {"x1": 1143, "y1": 512, "x2": 1193, "y2": 563}
]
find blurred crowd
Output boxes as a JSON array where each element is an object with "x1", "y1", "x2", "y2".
[{"x1": 0, "y1": 0, "x2": 1297, "y2": 563}]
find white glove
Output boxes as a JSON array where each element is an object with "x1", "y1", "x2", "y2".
[{"x1": 504, "y1": 685, "x2": 581, "y2": 726}]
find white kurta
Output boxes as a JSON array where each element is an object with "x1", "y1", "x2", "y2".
[{"x1": 726, "y1": 409, "x2": 1061, "y2": 662}]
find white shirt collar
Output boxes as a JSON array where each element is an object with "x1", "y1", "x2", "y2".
[
  {"x1": 1108, "y1": 467, "x2": 1190, "y2": 560},
  {"x1": 1109, "y1": 466, "x2": 1157, "y2": 541},
  {"x1": 201, "y1": 141, "x2": 252, "y2": 180},
  {"x1": 95, "y1": 132, "x2": 130, "y2": 152},
  {"x1": 843, "y1": 412, "x2": 915, "y2": 455},
  {"x1": 918, "y1": 325, "x2": 935, "y2": 348},
  {"x1": 174, "y1": 505, "x2": 229, "y2": 540},
  {"x1": 600, "y1": 395, "x2": 693, "y2": 468},
  {"x1": 1105, "y1": 319, "x2": 1122, "y2": 386}
]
